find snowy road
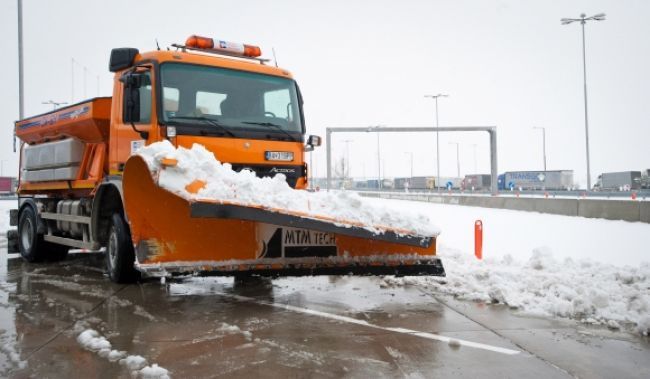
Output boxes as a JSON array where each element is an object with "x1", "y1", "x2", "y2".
[{"x1": 1, "y1": 199, "x2": 649, "y2": 377}]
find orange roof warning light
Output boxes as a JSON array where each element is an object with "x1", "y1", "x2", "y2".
[{"x1": 185, "y1": 35, "x2": 262, "y2": 58}]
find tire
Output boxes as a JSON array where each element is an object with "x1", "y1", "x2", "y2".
[
  {"x1": 18, "y1": 206, "x2": 70, "y2": 262},
  {"x1": 18, "y1": 206, "x2": 45, "y2": 262},
  {"x1": 106, "y1": 213, "x2": 140, "y2": 283}
]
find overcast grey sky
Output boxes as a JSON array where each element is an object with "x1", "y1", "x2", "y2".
[{"x1": 1, "y1": 0, "x2": 648, "y2": 186}]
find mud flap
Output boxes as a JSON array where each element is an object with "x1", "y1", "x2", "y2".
[{"x1": 7, "y1": 229, "x2": 19, "y2": 254}]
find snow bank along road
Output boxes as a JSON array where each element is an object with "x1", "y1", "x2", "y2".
[{"x1": 1, "y1": 197, "x2": 649, "y2": 377}]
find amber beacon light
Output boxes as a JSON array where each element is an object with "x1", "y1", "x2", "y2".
[{"x1": 185, "y1": 35, "x2": 262, "y2": 57}]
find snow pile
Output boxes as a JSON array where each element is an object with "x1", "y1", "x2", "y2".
[
  {"x1": 76, "y1": 328, "x2": 170, "y2": 378},
  {"x1": 77, "y1": 329, "x2": 114, "y2": 353},
  {"x1": 139, "y1": 364, "x2": 171, "y2": 379},
  {"x1": 384, "y1": 248, "x2": 650, "y2": 335},
  {"x1": 136, "y1": 141, "x2": 439, "y2": 237},
  {"x1": 0, "y1": 341, "x2": 27, "y2": 370},
  {"x1": 216, "y1": 322, "x2": 253, "y2": 341}
]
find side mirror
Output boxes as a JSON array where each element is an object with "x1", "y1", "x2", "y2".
[
  {"x1": 121, "y1": 72, "x2": 145, "y2": 124},
  {"x1": 109, "y1": 48, "x2": 139, "y2": 73},
  {"x1": 307, "y1": 135, "x2": 321, "y2": 147},
  {"x1": 304, "y1": 135, "x2": 321, "y2": 152}
]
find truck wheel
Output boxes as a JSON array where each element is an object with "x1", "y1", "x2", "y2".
[
  {"x1": 18, "y1": 206, "x2": 45, "y2": 262},
  {"x1": 106, "y1": 213, "x2": 140, "y2": 283},
  {"x1": 18, "y1": 207, "x2": 70, "y2": 262}
]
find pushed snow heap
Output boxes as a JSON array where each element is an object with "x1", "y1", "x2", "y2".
[
  {"x1": 383, "y1": 248, "x2": 650, "y2": 336},
  {"x1": 136, "y1": 141, "x2": 440, "y2": 237}
]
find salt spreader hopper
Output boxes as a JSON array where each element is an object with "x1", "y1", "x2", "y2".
[{"x1": 9, "y1": 35, "x2": 444, "y2": 282}]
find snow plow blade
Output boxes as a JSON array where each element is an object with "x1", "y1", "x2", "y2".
[{"x1": 123, "y1": 155, "x2": 444, "y2": 278}]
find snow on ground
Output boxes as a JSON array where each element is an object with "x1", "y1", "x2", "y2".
[
  {"x1": 383, "y1": 247, "x2": 650, "y2": 335},
  {"x1": 75, "y1": 323, "x2": 169, "y2": 378},
  {"x1": 364, "y1": 196, "x2": 650, "y2": 267},
  {"x1": 136, "y1": 141, "x2": 439, "y2": 237},
  {"x1": 366, "y1": 197, "x2": 650, "y2": 334}
]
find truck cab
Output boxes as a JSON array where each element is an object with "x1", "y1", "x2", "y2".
[{"x1": 109, "y1": 36, "x2": 319, "y2": 188}]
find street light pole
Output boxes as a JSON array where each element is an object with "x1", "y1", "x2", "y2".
[
  {"x1": 376, "y1": 132, "x2": 381, "y2": 190},
  {"x1": 449, "y1": 142, "x2": 460, "y2": 178},
  {"x1": 533, "y1": 126, "x2": 547, "y2": 171},
  {"x1": 342, "y1": 139, "x2": 353, "y2": 178},
  {"x1": 16, "y1": 0, "x2": 24, "y2": 153},
  {"x1": 17, "y1": 0, "x2": 24, "y2": 120},
  {"x1": 424, "y1": 94, "x2": 448, "y2": 191},
  {"x1": 562, "y1": 13, "x2": 605, "y2": 190}
]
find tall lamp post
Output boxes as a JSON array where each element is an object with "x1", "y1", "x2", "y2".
[
  {"x1": 533, "y1": 126, "x2": 547, "y2": 171},
  {"x1": 16, "y1": 0, "x2": 24, "y2": 153},
  {"x1": 342, "y1": 139, "x2": 353, "y2": 179},
  {"x1": 377, "y1": 131, "x2": 381, "y2": 189},
  {"x1": 17, "y1": 0, "x2": 24, "y2": 120},
  {"x1": 424, "y1": 94, "x2": 448, "y2": 191},
  {"x1": 561, "y1": 13, "x2": 605, "y2": 190},
  {"x1": 367, "y1": 126, "x2": 383, "y2": 190}
]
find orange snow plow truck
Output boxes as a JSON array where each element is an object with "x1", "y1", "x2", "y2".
[{"x1": 8, "y1": 36, "x2": 444, "y2": 283}]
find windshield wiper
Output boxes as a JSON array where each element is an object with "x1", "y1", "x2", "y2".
[
  {"x1": 167, "y1": 116, "x2": 236, "y2": 137},
  {"x1": 242, "y1": 121, "x2": 296, "y2": 142}
]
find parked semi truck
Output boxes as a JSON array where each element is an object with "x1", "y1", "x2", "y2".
[
  {"x1": 462, "y1": 174, "x2": 491, "y2": 191},
  {"x1": 9, "y1": 35, "x2": 443, "y2": 283},
  {"x1": 593, "y1": 171, "x2": 642, "y2": 191},
  {"x1": 0, "y1": 177, "x2": 15, "y2": 194},
  {"x1": 497, "y1": 170, "x2": 574, "y2": 191}
]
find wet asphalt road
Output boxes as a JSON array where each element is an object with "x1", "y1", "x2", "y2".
[{"x1": 0, "y1": 248, "x2": 648, "y2": 378}]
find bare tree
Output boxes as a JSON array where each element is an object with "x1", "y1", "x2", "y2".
[{"x1": 333, "y1": 157, "x2": 349, "y2": 180}]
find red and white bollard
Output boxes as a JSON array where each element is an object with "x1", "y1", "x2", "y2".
[{"x1": 474, "y1": 220, "x2": 483, "y2": 260}]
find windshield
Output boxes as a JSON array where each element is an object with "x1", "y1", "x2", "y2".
[{"x1": 160, "y1": 63, "x2": 303, "y2": 136}]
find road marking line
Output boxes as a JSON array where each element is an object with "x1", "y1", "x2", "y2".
[{"x1": 218, "y1": 292, "x2": 520, "y2": 355}]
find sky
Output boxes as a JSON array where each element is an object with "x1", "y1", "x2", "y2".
[{"x1": 0, "y1": 0, "x2": 648, "y2": 187}]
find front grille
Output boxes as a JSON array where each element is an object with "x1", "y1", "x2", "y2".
[{"x1": 230, "y1": 164, "x2": 305, "y2": 188}]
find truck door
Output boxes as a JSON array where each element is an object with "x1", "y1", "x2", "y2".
[{"x1": 110, "y1": 67, "x2": 155, "y2": 175}]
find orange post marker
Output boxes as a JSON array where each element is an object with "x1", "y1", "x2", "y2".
[{"x1": 474, "y1": 220, "x2": 483, "y2": 260}]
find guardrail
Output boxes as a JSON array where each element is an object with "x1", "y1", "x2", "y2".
[{"x1": 356, "y1": 191, "x2": 650, "y2": 223}]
